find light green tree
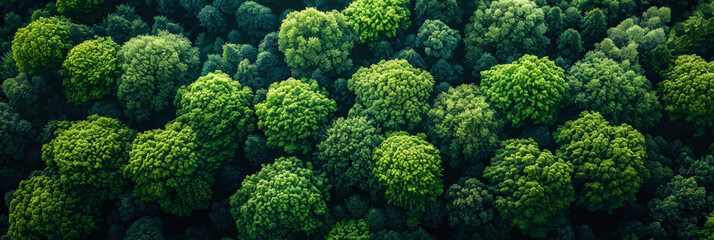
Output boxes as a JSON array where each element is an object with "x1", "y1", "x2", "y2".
[
  {"x1": 372, "y1": 132, "x2": 444, "y2": 211},
  {"x1": 483, "y1": 138, "x2": 574, "y2": 238},
  {"x1": 348, "y1": 59, "x2": 434, "y2": 131},
  {"x1": 12, "y1": 16, "x2": 74, "y2": 76},
  {"x1": 230, "y1": 156, "x2": 330, "y2": 240},
  {"x1": 554, "y1": 111, "x2": 649, "y2": 213},
  {"x1": 660, "y1": 54, "x2": 714, "y2": 137},
  {"x1": 255, "y1": 78, "x2": 336, "y2": 154},
  {"x1": 343, "y1": 0, "x2": 411, "y2": 45},
  {"x1": 480, "y1": 55, "x2": 569, "y2": 127},
  {"x1": 61, "y1": 37, "x2": 121, "y2": 105},
  {"x1": 278, "y1": 8, "x2": 357, "y2": 77}
]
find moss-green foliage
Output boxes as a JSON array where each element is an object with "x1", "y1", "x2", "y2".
[
  {"x1": 124, "y1": 122, "x2": 213, "y2": 216},
  {"x1": 326, "y1": 219, "x2": 373, "y2": 240},
  {"x1": 647, "y1": 176, "x2": 711, "y2": 240},
  {"x1": 465, "y1": 0, "x2": 549, "y2": 65},
  {"x1": 372, "y1": 132, "x2": 444, "y2": 211},
  {"x1": 554, "y1": 111, "x2": 648, "y2": 213},
  {"x1": 666, "y1": 1, "x2": 714, "y2": 59},
  {"x1": 580, "y1": 8, "x2": 607, "y2": 47},
  {"x1": 61, "y1": 37, "x2": 121, "y2": 105},
  {"x1": 445, "y1": 177, "x2": 497, "y2": 232},
  {"x1": 572, "y1": 0, "x2": 636, "y2": 24},
  {"x1": 174, "y1": 71, "x2": 255, "y2": 171},
  {"x1": 594, "y1": 7, "x2": 670, "y2": 65},
  {"x1": 413, "y1": 0, "x2": 462, "y2": 26},
  {"x1": 343, "y1": 0, "x2": 411, "y2": 45},
  {"x1": 42, "y1": 115, "x2": 135, "y2": 200},
  {"x1": 7, "y1": 175, "x2": 98, "y2": 240},
  {"x1": 255, "y1": 78, "x2": 336, "y2": 154},
  {"x1": 279, "y1": 8, "x2": 356, "y2": 77},
  {"x1": 56, "y1": 0, "x2": 104, "y2": 21},
  {"x1": 703, "y1": 212, "x2": 714, "y2": 240},
  {"x1": 12, "y1": 16, "x2": 74, "y2": 76},
  {"x1": 480, "y1": 55, "x2": 568, "y2": 127},
  {"x1": 198, "y1": 5, "x2": 226, "y2": 33},
  {"x1": 348, "y1": 59, "x2": 434, "y2": 131},
  {"x1": 483, "y1": 138, "x2": 574, "y2": 238},
  {"x1": 0, "y1": 102, "x2": 33, "y2": 165},
  {"x1": 427, "y1": 84, "x2": 502, "y2": 167},
  {"x1": 117, "y1": 31, "x2": 200, "y2": 122},
  {"x1": 235, "y1": 1, "x2": 276, "y2": 40},
  {"x1": 316, "y1": 117, "x2": 384, "y2": 192},
  {"x1": 567, "y1": 52, "x2": 661, "y2": 130},
  {"x1": 660, "y1": 55, "x2": 714, "y2": 137},
  {"x1": 230, "y1": 157, "x2": 330, "y2": 240},
  {"x1": 416, "y1": 20, "x2": 460, "y2": 60}
]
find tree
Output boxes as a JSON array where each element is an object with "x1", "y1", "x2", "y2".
[
  {"x1": 235, "y1": 1, "x2": 277, "y2": 41},
  {"x1": 594, "y1": 7, "x2": 670, "y2": 65},
  {"x1": 666, "y1": 1, "x2": 714, "y2": 58},
  {"x1": 348, "y1": 59, "x2": 434, "y2": 131},
  {"x1": 427, "y1": 84, "x2": 503, "y2": 167},
  {"x1": 464, "y1": 0, "x2": 549, "y2": 66},
  {"x1": 445, "y1": 177, "x2": 500, "y2": 233},
  {"x1": 483, "y1": 138, "x2": 574, "y2": 238},
  {"x1": 221, "y1": 43, "x2": 258, "y2": 76},
  {"x1": 124, "y1": 122, "x2": 213, "y2": 216},
  {"x1": 56, "y1": 0, "x2": 104, "y2": 21},
  {"x1": 413, "y1": 0, "x2": 462, "y2": 26},
  {"x1": 174, "y1": 71, "x2": 255, "y2": 172},
  {"x1": 580, "y1": 8, "x2": 607, "y2": 48},
  {"x1": 659, "y1": 55, "x2": 714, "y2": 137},
  {"x1": 554, "y1": 29, "x2": 585, "y2": 68},
  {"x1": 566, "y1": 51, "x2": 661, "y2": 130},
  {"x1": 343, "y1": 0, "x2": 411, "y2": 45},
  {"x1": 326, "y1": 219, "x2": 373, "y2": 240},
  {"x1": 230, "y1": 156, "x2": 330, "y2": 240},
  {"x1": 101, "y1": 5, "x2": 149, "y2": 44},
  {"x1": 124, "y1": 216, "x2": 165, "y2": 240},
  {"x1": 480, "y1": 55, "x2": 569, "y2": 127},
  {"x1": 545, "y1": 6, "x2": 566, "y2": 44},
  {"x1": 372, "y1": 132, "x2": 444, "y2": 212},
  {"x1": 416, "y1": 20, "x2": 460, "y2": 60},
  {"x1": 647, "y1": 176, "x2": 711, "y2": 240},
  {"x1": 315, "y1": 117, "x2": 384, "y2": 192},
  {"x1": 554, "y1": 111, "x2": 649, "y2": 213},
  {"x1": 6, "y1": 175, "x2": 98, "y2": 240},
  {"x1": 278, "y1": 8, "x2": 357, "y2": 77},
  {"x1": 678, "y1": 154, "x2": 714, "y2": 192},
  {"x1": 703, "y1": 212, "x2": 714, "y2": 240},
  {"x1": 42, "y1": 115, "x2": 135, "y2": 200},
  {"x1": 572, "y1": 0, "x2": 636, "y2": 24},
  {"x1": 198, "y1": 5, "x2": 226, "y2": 33},
  {"x1": 117, "y1": 31, "x2": 200, "y2": 122},
  {"x1": 0, "y1": 102, "x2": 33, "y2": 166},
  {"x1": 255, "y1": 78, "x2": 336, "y2": 154},
  {"x1": 12, "y1": 16, "x2": 74, "y2": 76},
  {"x1": 61, "y1": 36, "x2": 121, "y2": 105}
]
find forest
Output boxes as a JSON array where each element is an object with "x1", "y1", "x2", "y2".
[{"x1": 1, "y1": 0, "x2": 714, "y2": 239}]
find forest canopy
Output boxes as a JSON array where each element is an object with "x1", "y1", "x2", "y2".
[{"x1": 1, "y1": 0, "x2": 714, "y2": 239}]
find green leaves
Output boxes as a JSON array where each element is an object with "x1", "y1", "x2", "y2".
[
  {"x1": 480, "y1": 55, "x2": 568, "y2": 127},
  {"x1": 464, "y1": 0, "x2": 549, "y2": 65},
  {"x1": 7, "y1": 176, "x2": 99, "y2": 240},
  {"x1": 554, "y1": 111, "x2": 648, "y2": 213},
  {"x1": 348, "y1": 59, "x2": 434, "y2": 131},
  {"x1": 372, "y1": 132, "x2": 444, "y2": 211},
  {"x1": 343, "y1": 0, "x2": 411, "y2": 45},
  {"x1": 660, "y1": 54, "x2": 714, "y2": 137},
  {"x1": 326, "y1": 219, "x2": 372, "y2": 240},
  {"x1": 483, "y1": 139, "x2": 574, "y2": 238},
  {"x1": 124, "y1": 122, "x2": 213, "y2": 216},
  {"x1": 567, "y1": 51, "x2": 661, "y2": 130},
  {"x1": 279, "y1": 8, "x2": 357, "y2": 77},
  {"x1": 256, "y1": 78, "x2": 336, "y2": 154},
  {"x1": 427, "y1": 84, "x2": 503, "y2": 167},
  {"x1": 42, "y1": 115, "x2": 135, "y2": 200},
  {"x1": 12, "y1": 16, "x2": 74, "y2": 76},
  {"x1": 230, "y1": 157, "x2": 330, "y2": 240},
  {"x1": 117, "y1": 31, "x2": 200, "y2": 122},
  {"x1": 61, "y1": 37, "x2": 121, "y2": 105},
  {"x1": 174, "y1": 71, "x2": 255, "y2": 170}
]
